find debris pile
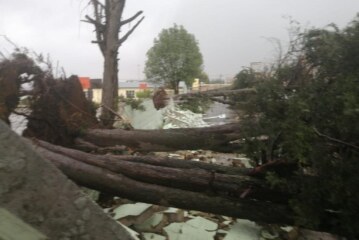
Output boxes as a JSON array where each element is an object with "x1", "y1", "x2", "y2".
[
  {"x1": 104, "y1": 197, "x2": 329, "y2": 240},
  {"x1": 163, "y1": 107, "x2": 209, "y2": 129}
]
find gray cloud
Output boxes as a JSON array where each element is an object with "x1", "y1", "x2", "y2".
[{"x1": 1, "y1": 0, "x2": 359, "y2": 80}]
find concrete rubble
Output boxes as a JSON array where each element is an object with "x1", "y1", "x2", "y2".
[{"x1": 0, "y1": 120, "x2": 134, "y2": 240}]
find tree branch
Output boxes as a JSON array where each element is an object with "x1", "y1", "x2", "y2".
[
  {"x1": 120, "y1": 11, "x2": 143, "y2": 26},
  {"x1": 87, "y1": 0, "x2": 106, "y2": 56},
  {"x1": 0, "y1": 35, "x2": 19, "y2": 49},
  {"x1": 19, "y1": 90, "x2": 35, "y2": 96},
  {"x1": 118, "y1": 16, "x2": 145, "y2": 47},
  {"x1": 91, "y1": 0, "x2": 105, "y2": 9},
  {"x1": 313, "y1": 127, "x2": 359, "y2": 150},
  {"x1": 82, "y1": 15, "x2": 105, "y2": 30}
]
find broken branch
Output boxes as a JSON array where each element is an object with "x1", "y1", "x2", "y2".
[
  {"x1": 118, "y1": 16, "x2": 145, "y2": 47},
  {"x1": 313, "y1": 127, "x2": 359, "y2": 150},
  {"x1": 120, "y1": 11, "x2": 143, "y2": 25}
]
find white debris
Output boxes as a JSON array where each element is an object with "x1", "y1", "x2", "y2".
[
  {"x1": 113, "y1": 203, "x2": 152, "y2": 220},
  {"x1": 224, "y1": 219, "x2": 262, "y2": 240},
  {"x1": 164, "y1": 217, "x2": 218, "y2": 240},
  {"x1": 163, "y1": 107, "x2": 209, "y2": 129},
  {"x1": 9, "y1": 113, "x2": 28, "y2": 135},
  {"x1": 118, "y1": 222, "x2": 140, "y2": 240},
  {"x1": 142, "y1": 233, "x2": 166, "y2": 240},
  {"x1": 202, "y1": 114, "x2": 226, "y2": 120}
]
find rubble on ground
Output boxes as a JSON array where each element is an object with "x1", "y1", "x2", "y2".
[{"x1": 162, "y1": 107, "x2": 209, "y2": 129}]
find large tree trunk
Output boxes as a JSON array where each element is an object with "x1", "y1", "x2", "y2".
[
  {"x1": 32, "y1": 139, "x2": 294, "y2": 225},
  {"x1": 85, "y1": 0, "x2": 144, "y2": 126},
  {"x1": 99, "y1": 0, "x2": 124, "y2": 126},
  {"x1": 35, "y1": 139, "x2": 290, "y2": 203},
  {"x1": 101, "y1": 48, "x2": 119, "y2": 126},
  {"x1": 78, "y1": 123, "x2": 244, "y2": 152}
]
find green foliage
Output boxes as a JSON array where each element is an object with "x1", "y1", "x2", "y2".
[
  {"x1": 232, "y1": 68, "x2": 257, "y2": 89},
  {"x1": 136, "y1": 89, "x2": 152, "y2": 99},
  {"x1": 210, "y1": 79, "x2": 225, "y2": 84},
  {"x1": 235, "y1": 16, "x2": 359, "y2": 237},
  {"x1": 198, "y1": 71, "x2": 210, "y2": 84},
  {"x1": 178, "y1": 97, "x2": 212, "y2": 114},
  {"x1": 118, "y1": 96, "x2": 146, "y2": 111},
  {"x1": 124, "y1": 98, "x2": 146, "y2": 111},
  {"x1": 145, "y1": 24, "x2": 203, "y2": 93}
]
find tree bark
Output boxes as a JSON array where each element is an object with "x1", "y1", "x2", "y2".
[
  {"x1": 99, "y1": 0, "x2": 123, "y2": 126},
  {"x1": 35, "y1": 139, "x2": 290, "y2": 203},
  {"x1": 32, "y1": 139, "x2": 294, "y2": 225},
  {"x1": 79, "y1": 123, "x2": 244, "y2": 152},
  {"x1": 85, "y1": 0, "x2": 144, "y2": 126},
  {"x1": 101, "y1": 48, "x2": 119, "y2": 126}
]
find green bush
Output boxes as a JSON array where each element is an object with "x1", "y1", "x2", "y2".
[{"x1": 136, "y1": 89, "x2": 152, "y2": 99}]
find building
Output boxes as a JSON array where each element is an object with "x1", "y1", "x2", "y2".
[
  {"x1": 118, "y1": 81, "x2": 155, "y2": 99},
  {"x1": 78, "y1": 77, "x2": 92, "y2": 99},
  {"x1": 191, "y1": 78, "x2": 231, "y2": 92},
  {"x1": 79, "y1": 77, "x2": 193, "y2": 103},
  {"x1": 82, "y1": 79, "x2": 156, "y2": 104}
]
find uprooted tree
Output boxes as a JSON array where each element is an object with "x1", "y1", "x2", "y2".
[
  {"x1": 84, "y1": 0, "x2": 144, "y2": 126},
  {"x1": 1, "y1": 16, "x2": 359, "y2": 238}
]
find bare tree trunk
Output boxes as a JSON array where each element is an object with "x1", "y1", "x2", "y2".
[
  {"x1": 101, "y1": 48, "x2": 119, "y2": 126},
  {"x1": 78, "y1": 123, "x2": 244, "y2": 152},
  {"x1": 100, "y1": 0, "x2": 123, "y2": 126},
  {"x1": 84, "y1": 0, "x2": 144, "y2": 126}
]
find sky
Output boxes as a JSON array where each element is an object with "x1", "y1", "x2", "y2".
[{"x1": 1, "y1": 0, "x2": 359, "y2": 81}]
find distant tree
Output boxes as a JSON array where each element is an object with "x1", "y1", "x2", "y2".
[
  {"x1": 84, "y1": 0, "x2": 144, "y2": 126},
  {"x1": 198, "y1": 71, "x2": 209, "y2": 84},
  {"x1": 232, "y1": 68, "x2": 257, "y2": 89},
  {"x1": 145, "y1": 24, "x2": 203, "y2": 94},
  {"x1": 210, "y1": 79, "x2": 225, "y2": 84}
]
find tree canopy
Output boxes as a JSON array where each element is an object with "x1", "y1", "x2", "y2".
[
  {"x1": 145, "y1": 24, "x2": 203, "y2": 94},
  {"x1": 232, "y1": 16, "x2": 359, "y2": 238}
]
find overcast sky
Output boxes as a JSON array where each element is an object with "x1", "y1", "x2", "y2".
[{"x1": 1, "y1": 0, "x2": 359, "y2": 81}]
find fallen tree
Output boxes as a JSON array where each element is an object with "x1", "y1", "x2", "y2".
[
  {"x1": 174, "y1": 88, "x2": 256, "y2": 106},
  {"x1": 32, "y1": 139, "x2": 293, "y2": 225},
  {"x1": 174, "y1": 88, "x2": 256, "y2": 100},
  {"x1": 1, "y1": 46, "x2": 355, "y2": 237},
  {"x1": 30, "y1": 139, "x2": 342, "y2": 234},
  {"x1": 77, "y1": 122, "x2": 244, "y2": 152}
]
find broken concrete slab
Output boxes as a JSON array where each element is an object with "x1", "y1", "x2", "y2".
[{"x1": 0, "y1": 120, "x2": 134, "y2": 240}]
